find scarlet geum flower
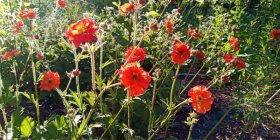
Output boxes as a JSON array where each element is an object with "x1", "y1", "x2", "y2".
[
  {"x1": 37, "y1": 53, "x2": 44, "y2": 60},
  {"x1": 118, "y1": 63, "x2": 151, "y2": 97},
  {"x1": 188, "y1": 28, "x2": 200, "y2": 39},
  {"x1": 125, "y1": 46, "x2": 146, "y2": 63},
  {"x1": 223, "y1": 53, "x2": 234, "y2": 63},
  {"x1": 39, "y1": 71, "x2": 60, "y2": 92},
  {"x1": 171, "y1": 40, "x2": 191, "y2": 64},
  {"x1": 66, "y1": 18, "x2": 99, "y2": 48},
  {"x1": 12, "y1": 21, "x2": 24, "y2": 34},
  {"x1": 233, "y1": 58, "x2": 246, "y2": 69},
  {"x1": 220, "y1": 74, "x2": 230, "y2": 83},
  {"x1": 72, "y1": 69, "x2": 81, "y2": 76},
  {"x1": 165, "y1": 19, "x2": 174, "y2": 36},
  {"x1": 188, "y1": 85, "x2": 214, "y2": 114},
  {"x1": 196, "y1": 50, "x2": 205, "y2": 61},
  {"x1": 119, "y1": 3, "x2": 135, "y2": 15},
  {"x1": 57, "y1": 0, "x2": 67, "y2": 8},
  {"x1": 1, "y1": 50, "x2": 20, "y2": 60},
  {"x1": 229, "y1": 37, "x2": 239, "y2": 51},
  {"x1": 19, "y1": 9, "x2": 36, "y2": 19},
  {"x1": 271, "y1": 29, "x2": 280, "y2": 40}
]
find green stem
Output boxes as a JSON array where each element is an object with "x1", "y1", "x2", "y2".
[
  {"x1": 148, "y1": 80, "x2": 157, "y2": 137},
  {"x1": 99, "y1": 44, "x2": 103, "y2": 113},
  {"x1": 127, "y1": 92, "x2": 131, "y2": 129},
  {"x1": 179, "y1": 63, "x2": 205, "y2": 95},
  {"x1": 187, "y1": 124, "x2": 193, "y2": 140},
  {"x1": 30, "y1": 41, "x2": 40, "y2": 132},
  {"x1": 169, "y1": 65, "x2": 181, "y2": 107},
  {"x1": 203, "y1": 108, "x2": 232, "y2": 140},
  {"x1": 73, "y1": 48, "x2": 80, "y2": 94},
  {"x1": 1, "y1": 107, "x2": 8, "y2": 126},
  {"x1": 99, "y1": 105, "x2": 125, "y2": 139},
  {"x1": 90, "y1": 47, "x2": 96, "y2": 93}
]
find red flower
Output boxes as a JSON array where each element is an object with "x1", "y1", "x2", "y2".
[
  {"x1": 229, "y1": 37, "x2": 239, "y2": 51},
  {"x1": 188, "y1": 85, "x2": 214, "y2": 114},
  {"x1": 37, "y1": 53, "x2": 44, "y2": 60},
  {"x1": 57, "y1": 0, "x2": 67, "y2": 8},
  {"x1": 72, "y1": 69, "x2": 81, "y2": 76},
  {"x1": 119, "y1": 3, "x2": 135, "y2": 15},
  {"x1": 223, "y1": 53, "x2": 234, "y2": 63},
  {"x1": 171, "y1": 40, "x2": 191, "y2": 64},
  {"x1": 139, "y1": 0, "x2": 147, "y2": 4},
  {"x1": 165, "y1": 19, "x2": 174, "y2": 36},
  {"x1": 1, "y1": 50, "x2": 20, "y2": 60},
  {"x1": 271, "y1": 29, "x2": 280, "y2": 40},
  {"x1": 233, "y1": 58, "x2": 246, "y2": 69},
  {"x1": 187, "y1": 28, "x2": 200, "y2": 39},
  {"x1": 196, "y1": 50, "x2": 205, "y2": 61},
  {"x1": 12, "y1": 21, "x2": 24, "y2": 34},
  {"x1": 66, "y1": 18, "x2": 99, "y2": 48},
  {"x1": 119, "y1": 63, "x2": 151, "y2": 97},
  {"x1": 39, "y1": 71, "x2": 60, "y2": 92},
  {"x1": 125, "y1": 46, "x2": 146, "y2": 63},
  {"x1": 19, "y1": 9, "x2": 36, "y2": 19},
  {"x1": 220, "y1": 74, "x2": 230, "y2": 83},
  {"x1": 150, "y1": 22, "x2": 158, "y2": 31}
]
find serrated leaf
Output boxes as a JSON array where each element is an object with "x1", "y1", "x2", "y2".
[
  {"x1": 101, "y1": 60, "x2": 115, "y2": 69},
  {"x1": 70, "y1": 90, "x2": 82, "y2": 108},
  {"x1": 147, "y1": 11, "x2": 160, "y2": 17},
  {"x1": 82, "y1": 91, "x2": 97, "y2": 107},
  {"x1": 20, "y1": 116, "x2": 35, "y2": 137}
]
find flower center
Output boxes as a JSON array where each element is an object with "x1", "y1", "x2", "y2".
[
  {"x1": 197, "y1": 95, "x2": 203, "y2": 103},
  {"x1": 76, "y1": 24, "x2": 86, "y2": 34},
  {"x1": 132, "y1": 72, "x2": 139, "y2": 81},
  {"x1": 48, "y1": 79, "x2": 53, "y2": 84}
]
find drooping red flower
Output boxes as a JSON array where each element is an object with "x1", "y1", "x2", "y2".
[
  {"x1": 119, "y1": 3, "x2": 135, "y2": 15},
  {"x1": 233, "y1": 58, "x2": 246, "y2": 69},
  {"x1": 150, "y1": 22, "x2": 158, "y2": 31},
  {"x1": 188, "y1": 85, "x2": 214, "y2": 114},
  {"x1": 19, "y1": 9, "x2": 36, "y2": 19},
  {"x1": 66, "y1": 18, "x2": 99, "y2": 48},
  {"x1": 223, "y1": 53, "x2": 234, "y2": 63},
  {"x1": 220, "y1": 74, "x2": 230, "y2": 83},
  {"x1": 39, "y1": 71, "x2": 60, "y2": 92},
  {"x1": 119, "y1": 63, "x2": 151, "y2": 97},
  {"x1": 72, "y1": 69, "x2": 81, "y2": 76},
  {"x1": 57, "y1": 0, "x2": 67, "y2": 8},
  {"x1": 37, "y1": 53, "x2": 44, "y2": 60},
  {"x1": 187, "y1": 28, "x2": 200, "y2": 39},
  {"x1": 12, "y1": 21, "x2": 24, "y2": 34},
  {"x1": 229, "y1": 37, "x2": 239, "y2": 51},
  {"x1": 271, "y1": 29, "x2": 280, "y2": 40},
  {"x1": 1, "y1": 50, "x2": 20, "y2": 60},
  {"x1": 171, "y1": 40, "x2": 191, "y2": 64},
  {"x1": 165, "y1": 19, "x2": 174, "y2": 36},
  {"x1": 196, "y1": 50, "x2": 205, "y2": 61},
  {"x1": 125, "y1": 46, "x2": 146, "y2": 63}
]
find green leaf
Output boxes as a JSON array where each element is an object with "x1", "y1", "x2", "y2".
[
  {"x1": 82, "y1": 91, "x2": 97, "y2": 107},
  {"x1": 20, "y1": 116, "x2": 35, "y2": 137},
  {"x1": 70, "y1": 90, "x2": 82, "y2": 108},
  {"x1": 147, "y1": 11, "x2": 160, "y2": 18},
  {"x1": 23, "y1": 2, "x2": 31, "y2": 7}
]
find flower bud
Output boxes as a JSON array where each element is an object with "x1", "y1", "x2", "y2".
[
  {"x1": 72, "y1": 69, "x2": 81, "y2": 76},
  {"x1": 36, "y1": 52, "x2": 44, "y2": 60}
]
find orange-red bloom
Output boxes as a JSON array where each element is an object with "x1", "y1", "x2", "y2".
[
  {"x1": 223, "y1": 53, "x2": 234, "y2": 63},
  {"x1": 229, "y1": 37, "x2": 239, "y2": 51},
  {"x1": 19, "y1": 9, "x2": 36, "y2": 19},
  {"x1": 1, "y1": 50, "x2": 20, "y2": 60},
  {"x1": 39, "y1": 71, "x2": 60, "y2": 92},
  {"x1": 66, "y1": 18, "x2": 99, "y2": 48},
  {"x1": 188, "y1": 85, "x2": 214, "y2": 114},
  {"x1": 119, "y1": 3, "x2": 135, "y2": 15},
  {"x1": 125, "y1": 46, "x2": 146, "y2": 63},
  {"x1": 165, "y1": 19, "x2": 174, "y2": 36},
  {"x1": 57, "y1": 0, "x2": 67, "y2": 8},
  {"x1": 196, "y1": 50, "x2": 205, "y2": 61},
  {"x1": 119, "y1": 63, "x2": 151, "y2": 97},
  {"x1": 171, "y1": 40, "x2": 191, "y2": 64},
  {"x1": 271, "y1": 29, "x2": 280, "y2": 40},
  {"x1": 233, "y1": 58, "x2": 246, "y2": 69},
  {"x1": 188, "y1": 28, "x2": 200, "y2": 39},
  {"x1": 12, "y1": 21, "x2": 24, "y2": 34}
]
